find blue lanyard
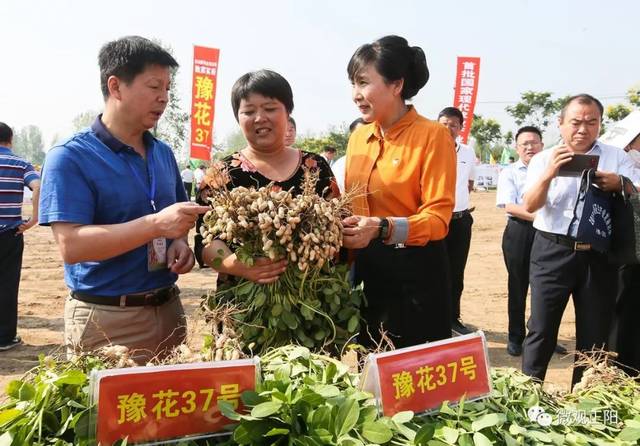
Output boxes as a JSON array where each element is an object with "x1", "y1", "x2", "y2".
[{"x1": 122, "y1": 148, "x2": 157, "y2": 212}]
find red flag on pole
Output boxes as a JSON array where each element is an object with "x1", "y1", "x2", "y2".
[
  {"x1": 189, "y1": 46, "x2": 220, "y2": 161},
  {"x1": 452, "y1": 57, "x2": 481, "y2": 144}
]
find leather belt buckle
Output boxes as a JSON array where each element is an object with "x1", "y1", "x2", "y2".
[
  {"x1": 574, "y1": 242, "x2": 591, "y2": 251},
  {"x1": 119, "y1": 295, "x2": 127, "y2": 307},
  {"x1": 394, "y1": 243, "x2": 406, "y2": 249}
]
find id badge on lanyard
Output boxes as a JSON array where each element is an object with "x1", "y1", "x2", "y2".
[{"x1": 123, "y1": 148, "x2": 167, "y2": 271}]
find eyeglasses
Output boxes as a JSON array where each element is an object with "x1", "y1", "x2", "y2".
[{"x1": 517, "y1": 142, "x2": 542, "y2": 148}]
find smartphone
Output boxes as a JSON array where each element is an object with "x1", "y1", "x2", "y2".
[{"x1": 558, "y1": 154, "x2": 600, "y2": 177}]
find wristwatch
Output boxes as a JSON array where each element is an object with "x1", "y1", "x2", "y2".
[{"x1": 378, "y1": 218, "x2": 390, "y2": 240}]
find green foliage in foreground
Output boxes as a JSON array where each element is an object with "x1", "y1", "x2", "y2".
[{"x1": 1, "y1": 346, "x2": 639, "y2": 445}]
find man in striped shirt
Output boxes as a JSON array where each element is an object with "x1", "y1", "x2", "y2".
[{"x1": 0, "y1": 122, "x2": 40, "y2": 351}]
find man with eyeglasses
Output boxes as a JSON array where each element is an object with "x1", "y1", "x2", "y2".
[{"x1": 497, "y1": 126, "x2": 567, "y2": 357}]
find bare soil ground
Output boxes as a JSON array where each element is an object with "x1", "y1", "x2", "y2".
[{"x1": 0, "y1": 192, "x2": 576, "y2": 397}]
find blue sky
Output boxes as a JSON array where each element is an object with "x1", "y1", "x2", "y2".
[{"x1": 1, "y1": 0, "x2": 638, "y2": 151}]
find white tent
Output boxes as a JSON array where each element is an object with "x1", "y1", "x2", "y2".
[{"x1": 600, "y1": 110, "x2": 640, "y2": 149}]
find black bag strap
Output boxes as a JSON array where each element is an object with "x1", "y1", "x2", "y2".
[
  {"x1": 568, "y1": 168, "x2": 595, "y2": 236},
  {"x1": 618, "y1": 175, "x2": 638, "y2": 201}
]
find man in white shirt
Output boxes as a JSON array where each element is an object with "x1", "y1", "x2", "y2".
[
  {"x1": 194, "y1": 164, "x2": 206, "y2": 194},
  {"x1": 497, "y1": 126, "x2": 567, "y2": 358},
  {"x1": 438, "y1": 107, "x2": 476, "y2": 335},
  {"x1": 180, "y1": 165, "x2": 194, "y2": 199},
  {"x1": 522, "y1": 94, "x2": 639, "y2": 387}
]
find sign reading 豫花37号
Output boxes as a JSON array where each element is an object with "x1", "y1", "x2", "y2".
[
  {"x1": 360, "y1": 332, "x2": 491, "y2": 416},
  {"x1": 89, "y1": 358, "x2": 258, "y2": 445}
]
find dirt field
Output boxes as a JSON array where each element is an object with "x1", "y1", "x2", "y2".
[{"x1": 0, "y1": 192, "x2": 576, "y2": 396}]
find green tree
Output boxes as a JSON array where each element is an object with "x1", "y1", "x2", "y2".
[
  {"x1": 152, "y1": 42, "x2": 190, "y2": 161},
  {"x1": 470, "y1": 114, "x2": 503, "y2": 163},
  {"x1": 605, "y1": 103, "x2": 633, "y2": 123},
  {"x1": 154, "y1": 73, "x2": 189, "y2": 160},
  {"x1": 13, "y1": 125, "x2": 45, "y2": 165},
  {"x1": 505, "y1": 91, "x2": 567, "y2": 131},
  {"x1": 628, "y1": 84, "x2": 640, "y2": 108},
  {"x1": 72, "y1": 109, "x2": 100, "y2": 132},
  {"x1": 208, "y1": 129, "x2": 247, "y2": 160},
  {"x1": 223, "y1": 128, "x2": 248, "y2": 154},
  {"x1": 297, "y1": 124, "x2": 350, "y2": 157},
  {"x1": 503, "y1": 130, "x2": 514, "y2": 146}
]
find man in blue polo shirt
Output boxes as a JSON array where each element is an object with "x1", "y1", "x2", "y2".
[
  {"x1": 39, "y1": 36, "x2": 209, "y2": 363},
  {"x1": 0, "y1": 122, "x2": 41, "y2": 351}
]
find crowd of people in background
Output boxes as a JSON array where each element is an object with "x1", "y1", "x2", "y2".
[{"x1": 1, "y1": 34, "x2": 639, "y2": 385}]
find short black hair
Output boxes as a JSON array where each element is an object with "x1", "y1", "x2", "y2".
[
  {"x1": 323, "y1": 146, "x2": 337, "y2": 153},
  {"x1": 231, "y1": 70, "x2": 294, "y2": 120},
  {"x1": 559, "y1": 94, "x2": 604, "y2": 123},
  {"x1": 349, "y1": 117, "x2": 365, "y2": 133},
  {"x1": 0, "y1": 122, "x2": 13, "y2": 144},
  {"x1": 288, "y1": 116, "x2": 296, "y2": 129},
  {"x1": 438, "y1": 107, "x2": 464, "y2": 126},
  {"x1": 515, "y1": 125, "x2": 543, "y2": 142},
  {"x1": 98, "y1": 36, "x2": 178, "y2": 99},
  {"x1": 348, "y1": 35, "x2": 429, "y2": 100}
]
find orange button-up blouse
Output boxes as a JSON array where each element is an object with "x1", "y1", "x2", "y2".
[{"x1": 345, "y1": 106, "x2": 456, "y2": 246}]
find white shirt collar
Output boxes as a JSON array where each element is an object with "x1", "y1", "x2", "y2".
[{"x1": 514, "y1": 159, "x2": 527, "y2": 170}]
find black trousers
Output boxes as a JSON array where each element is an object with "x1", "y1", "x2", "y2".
[
  {"x1": 444, "y1": 212, "x2": 473, "y2": 321},
  {"x1": 611, "y1": 264, "x2": 640, "y2": 375},
  {"x1": 502, "y1": 218, "x2": 536, "y2": 344},
  {"x1": 523, "y1": 232, "x2": 616, "y2": 386},
  {"x1": 355, "y1": 239, "x2": 451, "y2": 349},
  {"x1": 183, "y1": 182, "x2": 192, "y2": 199},
  {"x1": 0, "y1": 229, "x2": 23, "y2": 343}
]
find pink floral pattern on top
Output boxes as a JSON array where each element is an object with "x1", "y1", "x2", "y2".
[{"x1": 230, "y1": 152, "x2": 257, "y2": 173}]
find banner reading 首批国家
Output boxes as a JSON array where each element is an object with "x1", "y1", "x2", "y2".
[{"x1": 453, "y1": 57, "x2": 481, "y2": 144}]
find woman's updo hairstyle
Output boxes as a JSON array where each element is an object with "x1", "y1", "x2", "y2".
[{"x1": 347, "y1": 35, "x2": 428, "y2": 100}]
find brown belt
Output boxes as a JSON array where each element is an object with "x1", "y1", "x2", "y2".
[{"x1": 71, "y1": 286, "x2": 178, "y2": 307}]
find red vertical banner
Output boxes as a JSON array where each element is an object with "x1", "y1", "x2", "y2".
[
  {"x1": 453, "y1": 57, "x2": 481, "y2": 144},
  {"x1": 190, "y1": 46, "x2": 220, "y2": 161}
]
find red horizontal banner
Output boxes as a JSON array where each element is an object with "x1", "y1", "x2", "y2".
[
  {"x1": 93, "y1": 360, "x2": 257, "y2": 445},
  {"x1": 364, "y1": 333, "x2": 491, "y2": 416}
]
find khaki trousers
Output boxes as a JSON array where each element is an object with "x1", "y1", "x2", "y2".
[{"x1": 64, "y1": 292, "x2": 186, "y2": 365}]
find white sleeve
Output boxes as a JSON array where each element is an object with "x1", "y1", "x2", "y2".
[
  {"x1": 496, "y1": 168, "x2": 516, "y2": 208},
  {"x1": 468, "y1": 148, "x2": 477, "y2": 181},
  {"x1": 524, "y1": 152, "x2": 546, "y2": 194},
  {"x1": 618, "y1": 151, "x2": 640, "y2": 185}
]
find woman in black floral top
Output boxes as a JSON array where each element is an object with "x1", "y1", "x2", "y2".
[
  {"x1": 222, "y1": 150, "x2": 334, "y2": 196},
  {"x1": 196, "y1": 70, "x2": 337, "y2": 283}
]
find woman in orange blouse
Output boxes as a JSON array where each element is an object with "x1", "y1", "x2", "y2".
[{"x1": 343, "y1": 35, "x2": 457, "y2": 348}]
